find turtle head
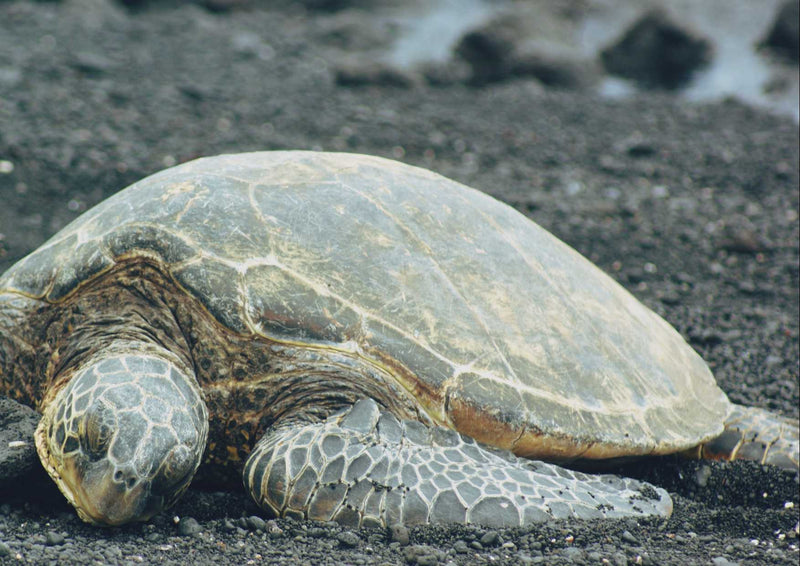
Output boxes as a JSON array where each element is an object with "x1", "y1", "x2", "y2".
[{"x1": 35, "y1": 354, "x2": 208, "y2": 526}]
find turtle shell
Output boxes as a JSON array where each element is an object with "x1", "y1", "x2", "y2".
[{"x1": 0, "y1": 151, "x2": 731, "y2": 460}]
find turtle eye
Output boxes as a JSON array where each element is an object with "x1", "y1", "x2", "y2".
[{"x1": 83, "y1": 402, "x2": 115, "y2": 459}]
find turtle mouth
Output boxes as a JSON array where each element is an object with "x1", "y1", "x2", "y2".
[
  {"x1": 69, "y1": 466, "x2": 161, "y2": 527},
  {"x1": 34, "y1": 414, "x2": 164, "y2": 526},
  {"x1": 35, "y1": 413, "x2": 83, "y2": 514}
]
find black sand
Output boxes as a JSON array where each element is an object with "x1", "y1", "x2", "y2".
[{"x1": 0, "y1": 1, "x2": 797, "y2": 564}]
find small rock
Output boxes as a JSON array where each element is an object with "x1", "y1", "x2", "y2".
[
  {"x1": 718, "y1": 224, "x2": 763, "y2": 253},
  {"x1": 737, "y1": 280, "x2": 758, "y2": 294},
  {"x1": 0, "y1": 398, "x2": 40, "y2": 487},
  {"x1": 177, "y1": 517, "x2": 201, "y2": 536},
  {"x1": 222, "y1": 519, "x2": 237, "y2": 532},
  {"x1": 561, "y1": 546, "x2": 585, "y2": 562},
  {"x1": 201, "y1": 0, "x2": 254, "y2": 13},
  {"x1": 453, "y1": 540, "x2": 470, "y2": 554},
  {"x1": 245, "y1": 515, "x2": 266, "y2": 531},
  {"x1": 510, "y1": 49, "x2": 597, "y2": 89},
  {"x1": 0, "y1": 542, "x2": 12, "y2": 556},
  {"x1": 480, "y1": 530, "x2": 500, "y2": 547},
  {"x1": 621, "y1": 530, "x2": 639, "y2": 545},
  {"x1": 695, "y1": 465, "x2": 713, "y2": 487},
  {"x1": 761, "y1": 0, "x2": 799, "y2": 62},
  {"x1": 335, "y1": 62, "x2": 416, "y2": 89},
  {"x1": 390, "y1": 524, "x2": 410, "y2": 546},
  {"x1": 45, "y1": 532, "x2": 65, "y2": 546},
  {"x1": 615, "y1": 133, "x2": 658, "y2": 157},
  {"x1": 456, "y1": 25, "x2": 516, "y2": 85},
  {"x1": 337, "y1": 530, "x2": 360, "y2": 548},
  {"x1": 403, "y1": 544, "x2": 441, "y2": 566},
  {"x1": 712, "y1": 556, "x2": 740, "y2": 566},
  {"x1": 69, "y1": 52, "x2": 115, "y2": 77}
]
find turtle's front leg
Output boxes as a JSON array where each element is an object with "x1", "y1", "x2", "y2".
[{"x1": 243, "y1": 399, "x2": 672, "y2": 528}]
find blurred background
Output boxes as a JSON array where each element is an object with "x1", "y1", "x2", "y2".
[{"x1": 348, "y1": 0, "x2": 799, "y2": 120}]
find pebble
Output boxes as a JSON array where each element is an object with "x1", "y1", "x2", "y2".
[
  {"x1": 453, "y1": 540, "x2": 470, "y2": 553},
  {"x1": 561, "y1": 546, "x2": 584, "y2": 562},
  {"x1": 245, "y1": 515, "x2": 266, "y2": 531},
  {"x1": 390, "y1": 524, "x2": 410, "y2": 545},
  {"x1": 695, "y1": 465, "x2": 713, "y2": 487},
  {"x1": 45, "y1": 532, "x2": 65, "y2": 546},
  {"x1": 177, "y1": 517, "x2": 202, "y2": 536},
  {"x1": 403, "y1": 545, "x2": 442, "y2": 566},
  {"x1": 337, "y1": 531, "x2": 360, "y2": 548},
  {"x1": 480, "y1": 530, "x2": 500, "y2": 546},
  {"x1": 222, "y1": 519, "x2": 237, "y2": 532},
  {"x1": 621, "y1": 530, "x2": 639, "y2": 545}
]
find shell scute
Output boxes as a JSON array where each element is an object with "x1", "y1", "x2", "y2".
[
  {"x1": 244, "y1": 263, "x2": 363, "y2": 344},
  {"x1": 171, "y1": 259, "x2": 247, "y2": 334},
  {"x1": 104, "y1": 224, "x2": 196, "y2": 265}
]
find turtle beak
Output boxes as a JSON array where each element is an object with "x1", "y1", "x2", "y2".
[
  {"x1": 67, "y1": 460, "x2": 165, "y2": 526},
  {"x1": 35, "y1": 416, "x2": 166, "y2": 526}
]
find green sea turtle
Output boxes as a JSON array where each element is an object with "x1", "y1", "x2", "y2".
[{"x1": 0, "y1": 151, "x2": 797, "y2": 528}]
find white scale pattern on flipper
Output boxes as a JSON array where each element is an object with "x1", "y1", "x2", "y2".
[{"x1": 244, "y1": 399, "x2": 673, "y2": 528}]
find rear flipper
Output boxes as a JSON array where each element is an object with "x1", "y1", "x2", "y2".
[
  {"x1": 695, "y1": 404, "x2": 799, "y2": 470},
  {"x1": 243, "y1": 399, "x2": 672, "y2": 528}
]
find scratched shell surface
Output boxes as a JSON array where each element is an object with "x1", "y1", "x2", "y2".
[{"x1": 0, "y1": 151, "x2": 731, "y2": 458}]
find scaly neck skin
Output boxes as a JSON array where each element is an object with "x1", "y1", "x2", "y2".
[
  {"x1": 2, "y1": 262, "x2": 195, "y2": 413},
  {"x1": 37, "y1": 267, "x2": 196, "y2": 409},
  {"x1": 0, "y1": 292, "x2": 49, "y2": 407}
]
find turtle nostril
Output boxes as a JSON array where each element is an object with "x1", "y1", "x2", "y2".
[{"x1": 112, "y1": 469, "x2": 138, "y2": 490}]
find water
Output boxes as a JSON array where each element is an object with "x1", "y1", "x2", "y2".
[
  {"x1": 579, "y1": 0, "x2": 799, "y2": 121},
  {"x1": 385, "y1": 0, "x2": 499, "y2": 68},
  {"x1": 386, "y1": 0, "x2": 798, "y2": 121}
]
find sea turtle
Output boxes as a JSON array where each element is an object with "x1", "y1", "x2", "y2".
[{"x1": 0, "y1": 151, "x2": 797, "y2": 528}]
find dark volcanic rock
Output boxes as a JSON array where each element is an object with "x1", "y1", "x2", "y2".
[
  {"x1": 455, "y1": 24, "x2": 517, "y2": 85},
  {"x1": 0, "y1": 397, "x2": 40, "y2": 487},
  {"x1": 761, "y1": 0, "x2": 800, "y2": 63},
  {"x1": 455, "y1": 15, "x2": 597, "y2": 88},
  {"x1": 601, "y1": 10, "x2": 712, "y2": 89}
]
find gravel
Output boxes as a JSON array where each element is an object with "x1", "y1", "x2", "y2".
[{"x1": 0, "y1": 0, "x2": 798, "y2": 565}]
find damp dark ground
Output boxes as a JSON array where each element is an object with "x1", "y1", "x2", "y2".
[{"x1": 0, "y1": 1, "x2": 798, "y2": 564}]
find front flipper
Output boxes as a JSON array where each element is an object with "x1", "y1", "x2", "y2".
[
  {"x1": 243, "y1": 399, "x2": 672, "y2": 528},
  {"x1": 696, "y1": 404, "x2": 799, "y2": 470}
]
